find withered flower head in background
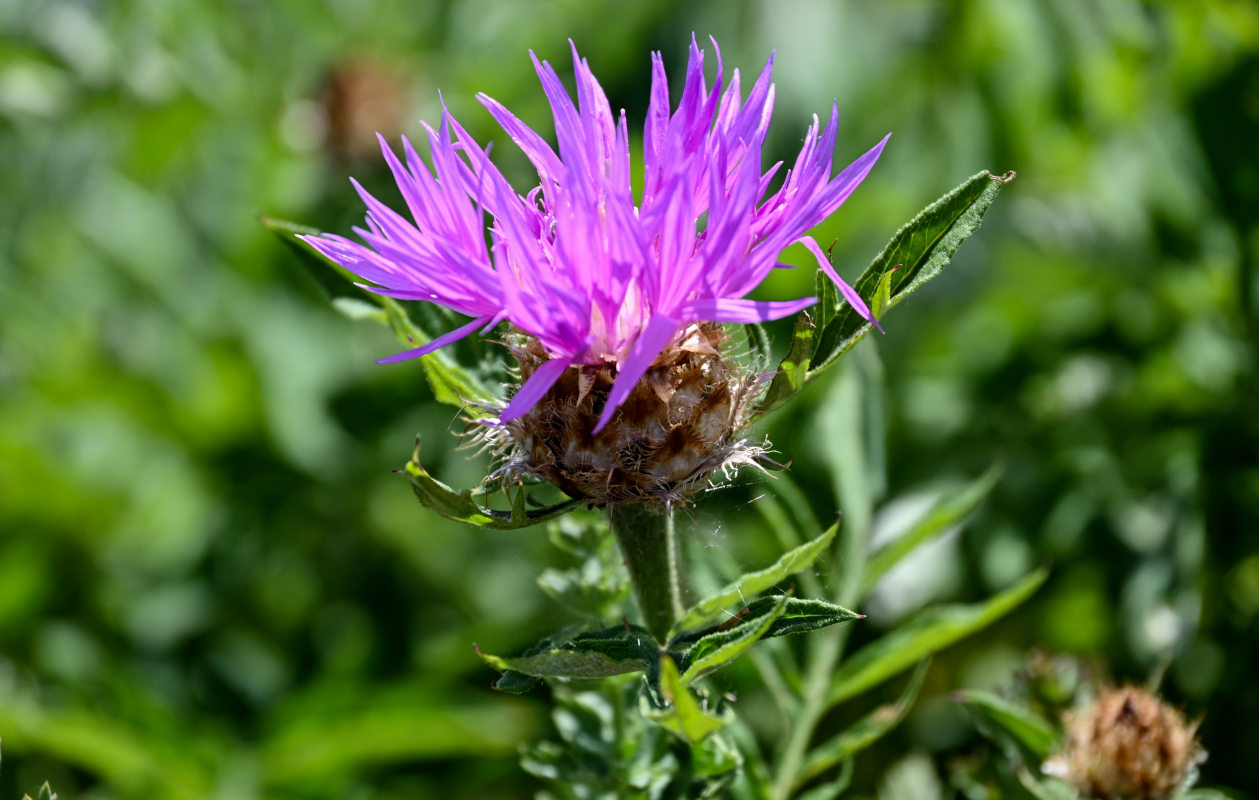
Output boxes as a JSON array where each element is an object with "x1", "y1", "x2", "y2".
[{"x1": 1044, "y1": 686, "x2": 1206, "y2": 800}]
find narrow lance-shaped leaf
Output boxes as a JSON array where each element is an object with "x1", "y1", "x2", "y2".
[
  {"x1": 680, "y1": 594, "x2": 789, "y2": 683},
  {"x1": 954, "y1": 689, "x2": 1061, "y2": 763},
  {"x1": 763, "y1": 597, "x2": 864, "y2": 638},
  {"x1": 862, "y1": 463, "x2": 1004, "y2": 593},
  {"x1": 404, "y1": 440, "x2": 582, "y2": 530},
  {"x1": 672, "y1": 596, "x2": 862, "y2": 682},
  {"x1": 757, "y1": 170, "x2": 1015, "y2": 418},
  {"x1": 646, "y1": 655, "x2": 732, "y2": 743},
  {"x1": 262, "y1": 216, "x2": 500, "y2": 408},
  {"x1": 799, "y1": 659, "x2": 931, "y2": 785},
  {"x1": 827, "y1": 567, "x2": 1046, "y2": 709},
  {"x1": 672, "y1": 523, "x2": 838, "y2": 636},
  {"x1": 477, "y1": 624, "x2": 658, "y2": 681},
  {"x1": 795, "y1": 760, "x2": 854, "y2": 800}
]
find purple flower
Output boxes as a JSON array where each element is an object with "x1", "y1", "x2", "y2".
[{"x1": 305, "y1": 37, "x2": 887, "y2": 433}]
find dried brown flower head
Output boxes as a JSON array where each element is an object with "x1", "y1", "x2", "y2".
[
  {"x1": 319, "y1": 59, "x2": 407, "y2": 161},
  {"x1": 1044, "y1": 686, "x2": 1206, "y2": 800},
  {"x1": 486, "y1": 324, "x2": 769, "y2": 507}
]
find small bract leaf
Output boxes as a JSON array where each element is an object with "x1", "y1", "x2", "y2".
[
  {"x1": 404, "y1": 442, "x2": 581, "y2": 530},
  {"x1": 477, "y1": 625, "x2": 658, "y2": 680},
  {"x1": 646, "y1": 656, "x2": 731, "y2": 743},
  {"x1": 828, "y1": 567, "x2": 1046, "y2": 709},
  {"x1": 870, "y1": 266, "x2": 897, "y2": 322},
  {"x1": 672, "y1": 523, "x2": 838, "y2": 636},
  {"x1": 800, "y1": 660, "x2": 930, "y2": 785},
  {"x1": 955, "y1": 689, "x2": 1060, "y2": 762}
]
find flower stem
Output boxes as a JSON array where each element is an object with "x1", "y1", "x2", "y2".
[{"x1": 609, "y1": 503, "x2": 683, "y2": 643}]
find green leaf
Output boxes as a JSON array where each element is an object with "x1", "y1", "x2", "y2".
[
  {"x1": 1181, "y1": 790, "x2": 1239, "y2": 800},
  {"x1": 672, "y1": 523, "x2": 838, "y2": 636},
  {"x1": 672, "y1": 596, "x2": 861, "y2": 683},
  {"x1": 25, "y1": 784, "x2": 57, "y2": 800},
  {"x1": 800, "y1": 659, "x2": 930, "y2": 785},
  {"x1": 679, "y1": 594, "x2": 789, "y2": 683},
  {"x1": 404, "y1": 441, "x2": 582, "y2": 530},
  {"x1": 954, "y1": 689, "x2": 1060, "y2": 763},
  {"x1": 645, "y1": 656, "x2": 731, "y2": 743},
  {"x1": 757, "y1": 170, "x2": 1014, "y2": 417},
  {"x1": 870, "y1": 266, "x2": 897, "y2": 322},
  {"x1": 827, "y1": 567, "x2": 1046, "y2": 708},
  {"x1": 477, "y1": 625, "x2": 658, "y2": 680},
  {"x1": 862, "y1": 463, "x2": 1004, "y2": 593},
  {"x1": 537, "y1": 566, "x2": 629, "y2": 620},
  {"x1": 1016, "y1": 769, "x2": 1080, "y2": 800},
  {"x1": 262, "y1": 216, "x2": 500, "y2": 409},
  {"x1": 763, "y1": 597, "x2": 864, "y2": 638},
  {"x1": 754, "y1": 298, "x2": 815, "y2": 417},
  {"x1": 538, "y1": 513, "x2": 630, "y2": 620},
  {"x1": 261, "y1": 684, "x2": 541, "y2": 783},
  {"x1": 491, "y1": 670, "x2": 541, "y2": 694},
  {"x1": 795, "y1": 759, "x2": 854, "y2": 800}
]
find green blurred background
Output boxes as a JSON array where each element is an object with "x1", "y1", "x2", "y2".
[{"x1": 2, "y1": 0, "x2": 1257, "y2": 797}]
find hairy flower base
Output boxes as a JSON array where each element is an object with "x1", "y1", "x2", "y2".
[{"x1": 487, "y1": 325, "x2": 768, "y2": 507}]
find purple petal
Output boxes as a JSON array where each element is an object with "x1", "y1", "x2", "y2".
[
  {"x1": 679, "y1": 296, "x2": 816, "y2": 324},
  {"x1": 814, "y1": 132, "x2": 891, "y2": 220},
  {"x1": 377, "y1": 314, "x2": 495, "y2": 364},
  {"x1": 477, "y1": 93, "x2": 564, "y2": 182},
  {"x1": 799, "y1": 236, "x2": 883, "y2": 332}
]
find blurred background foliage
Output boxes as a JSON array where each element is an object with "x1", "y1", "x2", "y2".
[{"x1": 1, "y1": 0, "x2": 1256, "y2": 797}]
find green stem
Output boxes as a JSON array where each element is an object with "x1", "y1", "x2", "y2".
[
  {"x1": 765, "y1": 360, "x2": 876, "y2": 800},
  {"x1": 609, "y1": 503, "x2": 683, "y2": 643},
  {"x1": 770, "y1": 518, "x2": 870, "y2": 800},
  {"x1": 771, "y1": 362, "x2": 875, "y2": 800}
]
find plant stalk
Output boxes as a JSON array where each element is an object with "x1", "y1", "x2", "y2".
[
  {"x1": 609, "y1": 503, "x2": 683, "y2": 643},
  {"x1": 771, "y1": 357, "x2": 877, "y2": 800}
]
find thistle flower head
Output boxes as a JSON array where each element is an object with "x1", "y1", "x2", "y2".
[
  {"x1": 1044, "y1": 686, "x2": 1206, "y2": 800},
  {"x1": 306, "y1": 37, "x2": 887, "y2": 504}
]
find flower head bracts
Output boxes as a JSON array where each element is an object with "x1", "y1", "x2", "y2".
[{"x1": 303, "y1": 36, "x2": 888, "y2": 432}]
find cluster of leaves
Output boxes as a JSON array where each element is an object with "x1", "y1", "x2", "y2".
[
  {"x1": 479, "y1": 524, "x2": 858, "y2": 709},
  {"x1": 489, "y1": 482, "x2": 1044, "y2": 799}
]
